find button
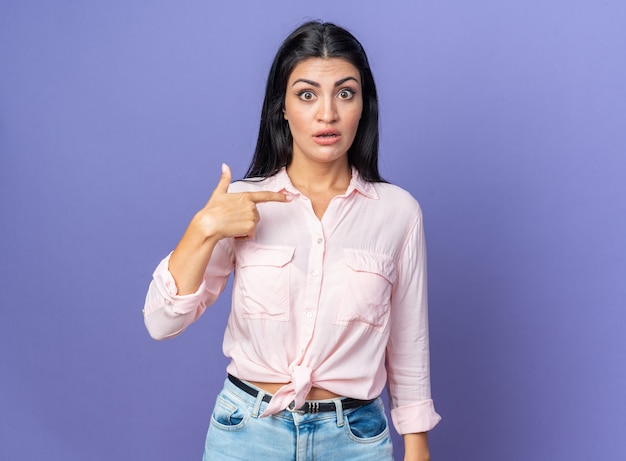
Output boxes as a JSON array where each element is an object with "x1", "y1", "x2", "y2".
[
  {"x1": 317, "y1": 238, "x2": 323, "y2": 244},
  {"x1": 311, "y1": 270, "x2": 319, "y2": 277},
  {"x1": 306, "y1": 311, "x2": 313, "y2": 319}
]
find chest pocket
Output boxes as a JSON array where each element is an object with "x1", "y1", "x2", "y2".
[
  {"x1": 335, "y1": 249, "x2": 397, "y2": 332},
  {"x1": 235, "y1": 243, "x2": 295, "y2": 321}
]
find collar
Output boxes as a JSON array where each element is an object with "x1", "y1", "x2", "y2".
[{"x1": 267, "y1": 167, "x2": 379, "y2": 200}]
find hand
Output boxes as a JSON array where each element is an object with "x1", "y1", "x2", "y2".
[
  {"x1": 194, "y1": 163, "x2": 291, "y2": 241},
  {"x1": 168, "y1": 163, "x2": 291, "y2": 295}
]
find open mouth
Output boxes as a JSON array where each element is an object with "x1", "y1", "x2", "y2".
[
  {"x1": 313, "y1": 130, "x2": 341, "y2": 144},
  {"x1": 314, "y1": 130, "x2": 340, "y2": 138}
]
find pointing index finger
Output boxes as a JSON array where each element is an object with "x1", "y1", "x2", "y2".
[{"x1": 247, "y1": 191, "x2": 294, "y2": 204}]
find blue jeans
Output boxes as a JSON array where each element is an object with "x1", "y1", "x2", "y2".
[{"x1": 203, "y1": 377, "x2": 393, "y2": 460}]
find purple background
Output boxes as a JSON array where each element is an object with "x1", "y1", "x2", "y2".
[{"x1": 1, "y1": 1, "x2": 625, "y2": 460}]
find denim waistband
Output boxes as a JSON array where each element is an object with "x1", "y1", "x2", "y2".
[{"x1": 219, "y1": 376, "x2": 381, "y2": 426}]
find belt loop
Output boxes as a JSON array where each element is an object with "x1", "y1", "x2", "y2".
[
  {"x1": 334, "y1": 398, "x2": 344, "y2": 427},
  {"x1": 252, "y1": 390, "x2": 266, "y2": 418}
]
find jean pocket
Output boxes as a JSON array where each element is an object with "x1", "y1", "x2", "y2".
[
  {"x1": 335, "y1": 249, "x2": 396, "y2": 331},
  {"x1": 210, "y1": 393, "x2": 250, "y2": 432},
  {"x1": 344, "y1": 400, "x2": 390, "y2": 443},
  {"x1": 235, "y1": 242, "x2": 295, "y2": 321}
]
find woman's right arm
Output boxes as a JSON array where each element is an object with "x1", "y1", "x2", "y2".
[{"x1": 143, "y1": 164, "x2": 291, "y2": 340}]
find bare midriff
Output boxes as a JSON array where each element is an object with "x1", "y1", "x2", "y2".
[{"x1": 248, "y1": 381, "x2": 341, "y2": 401}]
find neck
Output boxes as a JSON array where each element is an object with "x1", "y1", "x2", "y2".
[{"x1": 286, "y1": 160, "x2": 352, "y2": 195}]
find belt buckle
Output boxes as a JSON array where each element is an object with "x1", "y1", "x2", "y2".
[{"x1": 286, "y1": 401, "x2": 305, "y2": 414}]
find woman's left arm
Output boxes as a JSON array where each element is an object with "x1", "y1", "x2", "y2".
[
  {"x1": 385, "y1": 201, "x2": 440, "y2": 454},
  {"x1": 403, "y1": 432, "x2": 430, "y2": 461}
]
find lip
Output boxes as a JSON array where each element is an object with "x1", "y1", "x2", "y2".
[{"x1": 312, "y1": 129, "x2": 342, "y2": 145}]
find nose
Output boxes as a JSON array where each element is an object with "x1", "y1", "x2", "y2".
[{"x1": 316, "y1": 97, "x2": 338, "y2": 123}]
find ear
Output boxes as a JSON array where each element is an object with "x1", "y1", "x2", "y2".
[{"x1": 283, "y1": 108, "x2": 288, "y2": 120}]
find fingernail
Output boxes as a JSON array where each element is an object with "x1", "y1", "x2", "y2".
[{"x1": 222, "y1": 163, "x2": 227, "y2": 173}]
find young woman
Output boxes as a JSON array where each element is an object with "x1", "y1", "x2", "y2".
[{"x1": 144, "y1": 21, "x2": 441, "y2": 460}]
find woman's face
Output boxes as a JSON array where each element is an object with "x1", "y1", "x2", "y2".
[{"x1": 283, "y1": 57, "x2": 363, "y2": 169}]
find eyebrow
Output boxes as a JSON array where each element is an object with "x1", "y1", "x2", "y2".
[{"x1": 291, "y1": 76, "x2": 360, "y2": 87}]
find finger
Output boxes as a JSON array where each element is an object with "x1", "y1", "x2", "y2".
[
  {"x1": 247, "y1": 191, "x2": 293, "y2": 204},
  {"x1": 213, "y1": 163, "x2": 232, "y2": 195}
]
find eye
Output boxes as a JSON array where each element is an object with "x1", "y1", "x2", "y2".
[
  {"x1": 297, "y1": 91, "x2": 315, "y2": 101},
  {"x1": 338, "y1": 89, "x2": 355, "y2": 100}
]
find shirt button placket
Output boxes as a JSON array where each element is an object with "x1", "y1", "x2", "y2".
[{"x1": 299, "y1": 227, "x2": 325, "y2": 354}]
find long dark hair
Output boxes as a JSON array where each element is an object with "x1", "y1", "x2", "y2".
[{"x1": 244, "y1": 21, "x2": 383, "y2": 182}]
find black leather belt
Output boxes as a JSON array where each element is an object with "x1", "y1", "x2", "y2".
[{"x1": 227, "y1": 374, "x2": 374, "y2": 414}]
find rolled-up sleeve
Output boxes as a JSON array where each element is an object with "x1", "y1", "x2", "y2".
[
  {"x1": 386, "y1": 207, "x2": 442, "y2": 434},
  {"x1": 143, "y1": 239, "x2": 234, "y2": 340}
]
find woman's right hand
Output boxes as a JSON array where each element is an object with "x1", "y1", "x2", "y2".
[
  {"x1": 168, "y1": 163, "x2": 291, "y2": 295},
  {"x1": 195, "y1": 163, "x2": 291, "y2": 241}
]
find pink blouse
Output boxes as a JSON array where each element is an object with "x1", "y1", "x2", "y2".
[{"x1": 143, "y1": 168, "x2": 441, "y2": 434}]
